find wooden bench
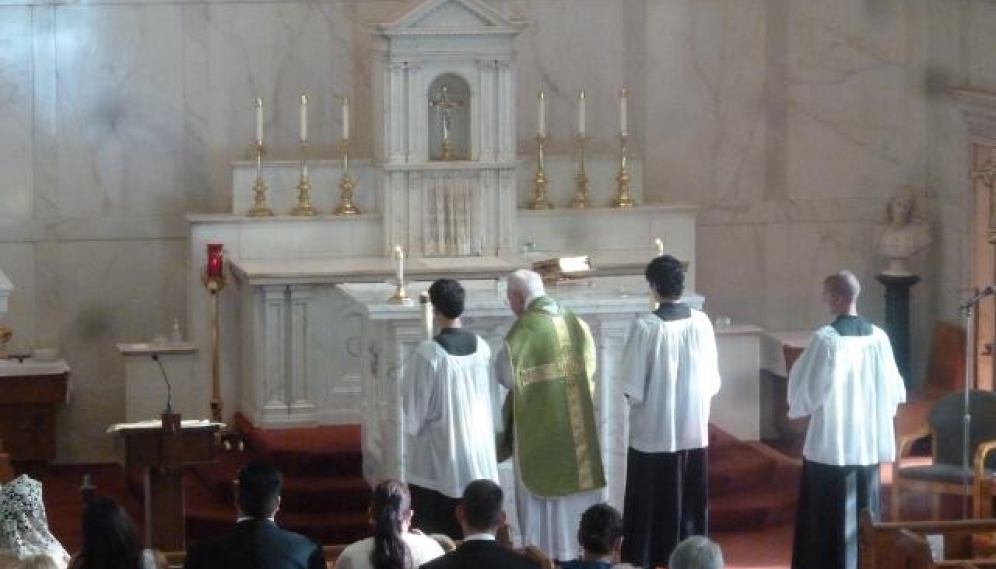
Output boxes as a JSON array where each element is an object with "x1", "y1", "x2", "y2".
[
  {"x1": 0, "y1": 438, "x2": 14, "y2": 483},
  {"x1": 860, "y1": 508, "x2": 996, "y2": 569}
]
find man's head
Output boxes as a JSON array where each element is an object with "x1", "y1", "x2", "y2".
[
  {"x1": 668, "y1": 536, "x2": 724, "y2": 569},
  {"x1": 505, "y1": 269, "x2": 545, "y2": 316},
  {"x1": 456, "y1": 479, "x2": 505, "y2": 534},
  {"x1": 823, "y1": 270, "x2": 861, "y2": 316},
  {"x1": 645, "y1": 255, "x2": 685, "y2": 302},
  {"x1": 235, "y1": 460, "x2": 282, "y2": 519},
  {"x1": 577, "y1": 503, "x2": 624, "y2": 560},
  {"x1": 428, "y1": 279, "x2": 465, "y2": 323}
]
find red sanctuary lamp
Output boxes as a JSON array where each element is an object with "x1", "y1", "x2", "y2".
[{"x1": 202, "y1": 243, "x2": 227, "y2": 432}]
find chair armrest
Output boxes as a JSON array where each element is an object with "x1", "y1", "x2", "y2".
[
  {"x1": 973, "y1": 440, "x2": 996, "y2": 481},
  {"x1": 898, "y1": 426, "x2": 931, "y2": 461}
]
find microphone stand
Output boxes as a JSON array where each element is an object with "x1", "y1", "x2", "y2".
[
  {"x1": 152, "y1": 353, "x2": 179, "y2": 434},
  {"x1": 957, "y1": 285, "x2": 993, "y2": 518}
]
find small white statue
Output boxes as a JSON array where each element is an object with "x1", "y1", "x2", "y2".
[{"x1": 877, "y1": 186, "x2": 932, "y2": 277}]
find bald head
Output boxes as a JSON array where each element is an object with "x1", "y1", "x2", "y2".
[
  {"x1": 506, "y1": 269, "x2": 545, "y2": 316},
  {"x1": 824, "y1": 270, "x2": 860, "y2": 316}
]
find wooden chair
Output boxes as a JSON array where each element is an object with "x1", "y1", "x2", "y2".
[
  {"x1": 892, "y1": 390, "x2": 996, "y2": 521},
  {"x1": 859, "y1": 507, "x2": 996, "y2": 569}
]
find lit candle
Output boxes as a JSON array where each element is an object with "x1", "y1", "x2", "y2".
[
  {"x1": 578, "y1": 90, "x2": 586, "y2": 137},
  {"x1": 299, "y1": 95, "x2": 308, "y2": 143},
  {"x1": 342, "y1": 97, "x2": 350, "y2": 140},
  {"x1": 420, "y1": 292, "x2": 433, "y2": 341},
  {"x1": 206, "y1": 243, "x2": 224, "y2": 279},
  {"x1": 654, "y1": 237, "x2": 664, "y2": 257},
  {"x1": 255, "y1": 98, "x2": 263, "y2": 145},
  {"x1": 538, "y1": 90, "x2": 546, "y2": 138},
  {"x1": 620, "y1": 88, "x2": 628, "y2": 136},
  {"x1": 394, "y1": 245, "x2": 404, "y2": 283}
]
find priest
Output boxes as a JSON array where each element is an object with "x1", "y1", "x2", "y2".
[
  {"x1": 788, "y1": 270, "x2": 906, "y2": 569},
  {"x1": 403, "y1": 278, "x2": 500, "y2": 539},
  {"x1": 618, "y1": 254, "x2": 721, "y2": 569},
  {"x1": 494, "y1": 269, "x2": 605, "y2": 561}
]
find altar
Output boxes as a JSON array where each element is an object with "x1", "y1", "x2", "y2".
[{"x1": 183, "y1": 0, "x2": 764, "y2": 486}]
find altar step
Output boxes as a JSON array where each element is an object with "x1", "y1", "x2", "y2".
[{"x1": 708, "y1": 426, "x2": 800, "y2": 531}]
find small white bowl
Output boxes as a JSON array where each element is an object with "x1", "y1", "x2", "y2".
[{"x1": 32, "y1": 347, "x2": 59, "y2": 362}]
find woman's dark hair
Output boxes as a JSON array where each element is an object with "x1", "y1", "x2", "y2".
[
  {"x1": 646, "y1": 254, "x2": 685, "y2": 300},
  {"x1": 74, "y1": 497, "x2": 143, "y2": 569},
  {"x1": 370, "y1": 480, "x2": 412, "y2": 569},
  {"x1": 578, "y1": 503, "x2": 623, "y2": 557}
]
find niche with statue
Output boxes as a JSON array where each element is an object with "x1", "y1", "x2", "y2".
[{"x1": 428, "y1": 74, "x2": 471, "y2": 161}]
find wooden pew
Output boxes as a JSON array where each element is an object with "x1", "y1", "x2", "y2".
[
  {"x1": 0, "y1": 438, "x2": 14, "y2": 483},
  {"x1": 860, "y1": 508, "x2": 996, "y2": 569}
]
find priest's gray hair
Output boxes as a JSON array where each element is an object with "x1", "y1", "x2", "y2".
[
  {"x1": 668, "y1": 536, "x2": 724, "y2": 569},
  {"x1": 825, "y1": 270, "x2": 861, "y2": 301},
  {"x1": 507, "y1": 269, "x2": 545, "y2": 299}
]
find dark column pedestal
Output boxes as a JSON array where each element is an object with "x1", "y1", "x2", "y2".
[{"x1": 876, "y1": 273, "x2": 921, "y2": 390}]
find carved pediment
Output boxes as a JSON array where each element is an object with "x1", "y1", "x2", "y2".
[{"x1": 380, "y1": 0, "x2": 526, "y2": 35}]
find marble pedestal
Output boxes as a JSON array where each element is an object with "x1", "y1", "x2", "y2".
[{"x1": 877, "y1": 273, "x2": 921, "y2": 390}]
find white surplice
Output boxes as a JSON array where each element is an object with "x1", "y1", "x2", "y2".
[
  {"x1": 403, "y1": 336, "x2": 499, "y2": 498},
  {"x1": 787, "y1": 325, "x2": 906, "y2": 466},
  {"x1": 619, "y1": 310, "x2": 721, "y2": 452}
]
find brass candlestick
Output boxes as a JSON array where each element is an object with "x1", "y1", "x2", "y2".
[
  {"x1": 334, "y1": 139, "x2": 360, "y2": 215},
  {"x1": 247, "y1": 142, "x2": 273, "y2": 217},
  {"x1": 387, "y1": 247, "x2": 413, "y2": 306},
  {"x1": 572, "y1": 134, "x2": 589, "y2": 209},
  {"x1": 291, "y1": 141, "x2": 316, "y2": 216},
  {"x1": 528, "y1": 134, "x2": 552, "y2": 210},
  {"x1": 613, "y1": 134, "x2": 635, "y2": 208}
]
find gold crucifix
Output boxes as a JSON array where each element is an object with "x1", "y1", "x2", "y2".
[{"x1": 430, "y1": 86, "x2": 464, "y2": 160}]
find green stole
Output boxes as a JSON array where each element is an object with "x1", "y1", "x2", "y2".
[{"x1": 503, "y1": 296, "x2": 605, "y2": 497}]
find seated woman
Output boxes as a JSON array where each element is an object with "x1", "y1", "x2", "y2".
[
  {"x1": 0, "y1": 475, "x2": 70, "y2": 569},
  {"x1": 68, "y1": 496, "x2": 160, "y2": 569},
  {"x1": 558, "y1": 504, "x2": 623, "y2": 569},
  {"x1": 336, "y1": 480, "x2": 444, "y2": 569}
]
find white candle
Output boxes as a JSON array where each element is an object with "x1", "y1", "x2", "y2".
[
  {"x1": 299, "y1": 95, "x2": 308, "y2": 143},
  {"x1": 654, "y1": 237, "x2": 664, "y2": 257},
  {"x1": 578, "y1": 90, "x2": 586, "y2": 137},
  {"x1": 394, "y1": 245, "x2": 404, "y2": 283},
  {"x1": 620, "y1": 88, "x2": 628, "y2": 136},
  {"x1": 538, "y1": 90, "x2": 546, "y2": 138},
  {"x1": 255, "y1": 98, "x2": 263, "y2": 145},
  {"x1": 342, "y1": 97, "x2": 350, "y2": 140}
]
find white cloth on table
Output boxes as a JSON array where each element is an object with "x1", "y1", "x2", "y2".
[
  {"x1": 403, "y1": 336, "x2": 499, "y2": 498},
  {"x1": 787, "y1": 324, "x2": 906, "y2": 466},
  {"x1": 619, "y1": 310, "x2": 721, "y2": 453}
]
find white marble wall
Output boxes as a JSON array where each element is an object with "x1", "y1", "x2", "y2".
[{"x1": 0, "y1": 0, "x2": 950, "y2": 462}]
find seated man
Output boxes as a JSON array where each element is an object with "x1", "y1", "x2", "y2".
[
  {"x1": 421, "y1": 480, "x2": 540, "y2": 569},
  {"x1": 184, "y1": 460, "x2": 326, "y2": 569},
  {"x1": 403, "y1": 278, "x2": 499, "y2": 539},
  {"x1": 668, "y1": 536, "x2": 724, "y2": 569}
]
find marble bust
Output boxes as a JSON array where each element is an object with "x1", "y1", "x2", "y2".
[{"x1": 877, "y1": 187, "x2": 932, "y2": 277}]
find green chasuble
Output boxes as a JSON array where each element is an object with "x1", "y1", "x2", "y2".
[{"x1": 504, "y1": 295, "x2": 605, "y2": 498}]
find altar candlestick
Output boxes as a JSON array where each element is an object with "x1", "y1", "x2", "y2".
[
  {"x1": 299, "y1": 95, "x2": 308, "y2": 143},
  {"x1": 342, "y1": 97, "x2": 350, "y2": 140},
  {"x1": 578, "y1": 90, "x2": 586, "y2": 137},
  {"x1": 620, "y1": 88, "x2": 628, "y2": 136},
  {"x1": 538, "y1": 90, "x2": 546, "y2": 138},
  {"x1": 654, "y1": 237, "x2": 664, "y2": 257},
  {"x1": 394, "y1": 245, "x2": 404, "y2": 283},
  {"x1": 255, "y1": 98, "x2": 264, "y2": 145},
  {"x1": 420, "y1": 292, "x2": 433, "y2": 341}
]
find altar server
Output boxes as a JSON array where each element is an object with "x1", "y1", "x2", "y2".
[
  {"x1": 494, "y1": 269, "x2": 605, "y2": 561},
  {"x1": 788, "y1": 270, "x2": 905, "y2": 569},
  {"x1": 403, "y1": 278, "x2": 499, "y2": 539},
  {"x1": 618, "y1": 254, "x2": 721, "y2": 569}
]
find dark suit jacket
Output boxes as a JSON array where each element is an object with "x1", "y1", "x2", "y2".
[
  {"x1": 420, "y1": 539, "x2": 541, "y2": 569},
  {"x1": 183, "y1": 518, "x2": 326, "y2": 569}
]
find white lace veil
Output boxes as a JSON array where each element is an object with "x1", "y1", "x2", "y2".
[{"x1": 0, "y1": 475, "x2": 69, "y2": 562}]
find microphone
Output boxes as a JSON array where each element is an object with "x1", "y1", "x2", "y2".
[
  {"x1": 150, "y1": 353, "x2": 173, "y2": 414},
  {"x1": 960, "y1": 285, "x2": 996, "y2": 310}
]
